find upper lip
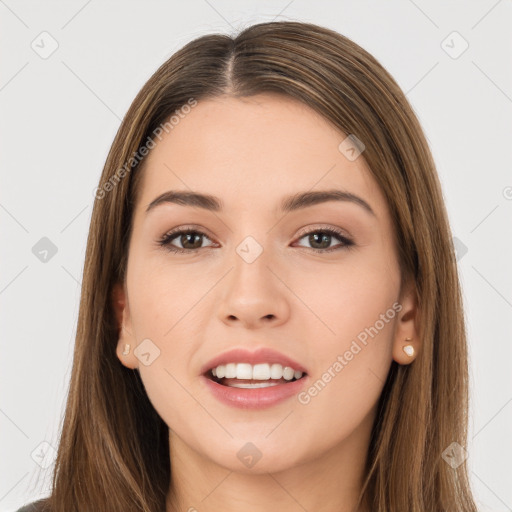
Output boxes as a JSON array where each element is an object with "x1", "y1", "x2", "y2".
[{"x1": 200, "y1": 347, "x2": 308, "y2": 376}]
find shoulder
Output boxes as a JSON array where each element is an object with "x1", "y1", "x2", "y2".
[{"x1": 15, "y1": 498, "x2": 49, "y2": 512}]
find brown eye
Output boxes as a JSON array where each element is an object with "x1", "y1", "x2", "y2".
[
  {"x1": 158, "y1": 229, "x2": 215, "y2": 253},
  {"x1": 294, "y1": 228, "x2": 354, "y2": 253}
]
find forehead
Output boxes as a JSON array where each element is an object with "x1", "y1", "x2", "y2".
[{"x1": 134, "y1": 93, "x2": 387, "y2": 219}]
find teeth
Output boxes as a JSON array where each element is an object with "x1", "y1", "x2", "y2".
[
  {"x1": 209, "y1": 362, "x2": 304, "y2": 381},
  {"x1": 227, "y1": 381, "x2": 281, "y2": 389},
  {"x1": 225, "y1": 363, "x2": 237, "y2": 378},
  {"x1": 236, "y1": 363, "x2": 254, "y2": 380}
]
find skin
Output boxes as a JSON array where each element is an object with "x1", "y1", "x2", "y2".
[{"x1": 112, "y1": 93, "x2": 419, "y2": 512}]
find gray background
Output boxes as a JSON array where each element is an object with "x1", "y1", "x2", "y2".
[{"x1": 1, "y1": 1, "x2": 511, "y2": 511}]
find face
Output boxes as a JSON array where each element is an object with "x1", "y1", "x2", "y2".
[{"x1": 113, "y1": 93, "x2": 418, "y2": 475}]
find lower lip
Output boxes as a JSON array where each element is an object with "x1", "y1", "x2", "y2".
[{"x1": 200, "y1": 374, "x2": 309, "y2": 409}]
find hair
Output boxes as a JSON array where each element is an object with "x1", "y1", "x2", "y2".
[{"x1": 30, "y1": 20, "x2": 477, "y2": 512}]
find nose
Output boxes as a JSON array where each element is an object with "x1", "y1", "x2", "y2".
[{"x1": 216, "y1": 244, "x2": 290, "y2": 329}]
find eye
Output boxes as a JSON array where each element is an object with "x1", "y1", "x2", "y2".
[
  {"x1": 293, "y1": 226, "x2": 354, "y2": 253},
  {"x1": 157, "y1": 226, "x2": 216, "y2": 254}
]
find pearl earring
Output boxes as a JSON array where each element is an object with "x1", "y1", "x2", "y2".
[
  {"x1": 122, "y1": 344, "x2": 131, "y2": 355},
  {"x1": 403, "y1": 337, "x2": 414, "y2": 357}
]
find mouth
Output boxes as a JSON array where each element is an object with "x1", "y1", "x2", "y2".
[
  {"x1": 200, "y1": 347, "x2": 309, "y2": 397},
  {"x1": 201, "y1": 359, "x2": 310, "y2": 409},
  {"x1": 203, "y1": 368, "x2": 307, "y2": 389}
]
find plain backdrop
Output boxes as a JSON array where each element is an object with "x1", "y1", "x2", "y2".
[{"x1": 1, "y1": 1, "x2": 511, "y2": 511}]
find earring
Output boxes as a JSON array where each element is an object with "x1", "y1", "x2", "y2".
[
  {"x1": 122, "y1": 344, "x2": 131, "y2": 355},
  {"x1": 403, "y1": 338, "x2": 414, "y2": 357}
]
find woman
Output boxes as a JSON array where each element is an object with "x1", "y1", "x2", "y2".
[{"x1": 18, "y1": 20, "x2": 477, "y2": 512}]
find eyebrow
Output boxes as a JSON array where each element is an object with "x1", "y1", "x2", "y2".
[{"x1": 145, "y1": 189, "x2": 376, "y2": 217}]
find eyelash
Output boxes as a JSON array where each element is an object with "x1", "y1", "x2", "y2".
[{"x1": 157, "y1": 225, "x2": 354, "y2": 254}]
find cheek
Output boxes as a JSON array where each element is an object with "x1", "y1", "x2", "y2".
[
  {"x1": 125, "y1": 259, "x2": 199, "y2": 398},
  {"x1": 128, "y1": 253, "x2": 206, "y2": 334},
  {"x1": 292, "y1": 252, "x2": 398, "y2": 406},
  {"x1": 295, "y1": 250, "x2": 400, "y2": 340},
  {"x1": 129, "y1": 287, "x2": 202, "y2": 432},
  {"x1": 295, "y1": 281, "x2": 396, "y2": 440}
]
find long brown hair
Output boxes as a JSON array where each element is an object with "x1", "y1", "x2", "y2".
[{"x1": 33, "y1": 20, "x2": 477, "y2": 511}]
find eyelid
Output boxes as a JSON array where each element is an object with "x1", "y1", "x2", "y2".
[
  {"x1": 162, "y1": 224, "x2": 216, "y2": 240},
  {"x1": 294, "y1": 223, "x2": 352, "y2": 239},
  {"x1": 161, "y1": 223, "x2": 351, "y2": 241}
]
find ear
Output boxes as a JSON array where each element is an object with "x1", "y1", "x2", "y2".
[
  {"x1": 112, "y1": 282, "x2": 139, "y2": 370},
  {"x1": 392, "y1": 278, "x2": 420, "y2": 365}
]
